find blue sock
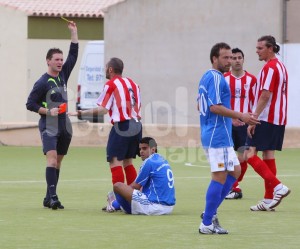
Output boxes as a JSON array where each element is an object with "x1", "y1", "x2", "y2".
[
  {"x1": 115, "y1": 193, "x2": 131, "y2": 214},
  {"x1": 218, "y1": 174, "x2": 237, "y2": 208},
  {"x1": 112, "y1": 200, "x2": 121, "y2": 210},
  {"x1": 203, "y1": 180, "x2": 223, "y2": 226}
]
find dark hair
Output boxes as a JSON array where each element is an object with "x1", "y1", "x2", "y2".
[
  {"x1": 232, "y1": 48, "x2": 244, "y2": 58},
  {"x1": 140, "y1": 137, "x2": 158, "y2": 152},
  {"x1": 210, "y1": 42, "x2": 231, "y2": 63},
  {"x1": 258, "y1": 35, "x2": 280, "y2": 54},
  {"x1": 107, "y1": 57, "x2": 124, "y2": 74},
  {"x1": 46, "y1": 48, "x2": 63, "y2": 60}
]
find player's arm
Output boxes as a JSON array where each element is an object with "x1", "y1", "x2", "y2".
[
  {"x1": 68, "y1": 21, "x2": 78, "y2": 44},
  {"x1": 26, "y1": 82, "x2": 48, "y2": 114},
  {"x1": 210, "y1": 104, "x2": 259, "y2": 125},
  {"x1": 69, "y1": 105, "x2": 108, "y2": 118},
  {"x1": 132, "y1": 161, "x2": 151, "y2": 190},
  {"x1": 130, "y1": 182, "x2": 142, "y2": 190},
  {"x1": 252, "y1": 89, "x2": 271, "y2": 118},
  {"x1": 247, "y1": 89, "x2": 271, "y2": 138},
  {"x1": 232, "y1": 118, "x2": 245, "y2": 127}
]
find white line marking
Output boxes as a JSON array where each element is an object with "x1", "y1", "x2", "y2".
[
  {"x1": 0, "y1": 179, "x2": 110, "y2": 184},
  {"x1": 184, "y1": 162, "x2": 208, "y2": 168},
  {"x1": 0, "y1": 174, "x2": 299, "y2": 184}
]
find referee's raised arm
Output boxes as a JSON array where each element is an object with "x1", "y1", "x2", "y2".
[
  {"x1": 25, "y1": 18, "x2": 79, "y2": 211},
  {"x1": 67, "y1": 21, "x2": 78, "y2": 44}
]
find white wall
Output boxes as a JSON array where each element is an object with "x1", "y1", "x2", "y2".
[
  {"x1": 282, "y1": 44, "x2": 300, "y2": 127},
  {"x1": 0, "y1": 7, "x2": 28, "y2": 122},
  {"x1": 105, "y1": 0, "x2": 284, "y2": 125},
  {"x1": 2, "y1": 0, "x2": 299, "y2": 128},
  {"x1": 0, "y1": 5, "x2": 88, "y2": 123}
]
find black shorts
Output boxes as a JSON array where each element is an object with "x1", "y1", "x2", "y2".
[
  {"x1": 39, "y1": 117, "x2": 73, "y2": 155},
  {"x1": 232, "y1": 125, "x2": 248, "y2": 153},
  {"x1": 107, "y1": 119, "x2": 142, "y2": 162},
  {"x1": 245, "y1": 121, "x2": 285, "y2": 151}
]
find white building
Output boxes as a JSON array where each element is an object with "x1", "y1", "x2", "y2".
[
  {"x1": 104, "y1": 0, "x2": 300, "y2": 127},
  {"x1": 0, "y1": 0, "x2": 299, "y2": 127},
  {"x1": 0, "y1": 0, "x2": 123, "y2": 123}
]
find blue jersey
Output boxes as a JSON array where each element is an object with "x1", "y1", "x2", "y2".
[
  {"x1": 197, "y1": 69, "x2": 233, "y2": 148},
  {"x1": 135, "y1": 153, "x2": 176, "y2": 206}
]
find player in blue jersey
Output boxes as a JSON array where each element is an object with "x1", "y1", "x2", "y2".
[
  {"x1": 197, "y1": 42, "x2": 259, "y2": 234},
  {"x1": 105, "y1": 137, "x2": 176, "y2": 215},
  {"x1": 26, "y1": 21, "x2": 78, "y2": 210}
]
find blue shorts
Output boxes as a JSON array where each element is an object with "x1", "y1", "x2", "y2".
[
  {"x1": 107, "y1": 119, "x2": 142, "y2": 162},
  {"x1": 39, "y1": 117, "x2": 72, "y2": 155},
  {"x1": 232, "y1": 125, "x2": 248, "y2": 153},
  {"x1": 245, "y1": 121, "x2": 285, "y2": 151}
]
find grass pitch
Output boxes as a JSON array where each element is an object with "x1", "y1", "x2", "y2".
[{"x1": 0, "y1": 146, "x2": 299, "y2": 249}]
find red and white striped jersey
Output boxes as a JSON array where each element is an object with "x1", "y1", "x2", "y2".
[
  {"x1": 97, "y1": 76, "x2": 141, "y2": 123},
  {"x1": 253, "y1": 58, "x2": 288, "y2": 125},
  {"x1": 224, "y1": 71, "x2": 257, "y2": 113}
]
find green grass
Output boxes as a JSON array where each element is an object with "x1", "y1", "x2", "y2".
[{"x1": 0, "y1": 146, "x2": 300, "y2": 249}]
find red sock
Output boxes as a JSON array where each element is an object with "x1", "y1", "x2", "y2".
[
  {"x1": 124, "y1": 164, "x2": 137, "y2": 185},
  {"x1": 232, "y1": 180, "x2": 241, "y2": 192},
  {"x1": 232, "y1": 161, "x2": 248, "y2": 192},
  {"x1": 263, "y1": 159, "x2": 277, "y2": 199},
  {"x1": 110, "y1": 166, "x2": 124, "y2": 185},
  {"x1": 238, "y1": 161, "x2": 248, "y2": 182},
  {"x1": 247, "y1": 155, "x2": 280, "y2": 189}
]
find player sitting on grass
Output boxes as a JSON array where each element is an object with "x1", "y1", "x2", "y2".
[{"x1": 105, "y1": 137, "x2": 176, "y2": 215}]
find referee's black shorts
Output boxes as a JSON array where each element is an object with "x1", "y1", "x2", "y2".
[
  {"x1": 39, "y1": 117, "x2": 72, "y2": 155},
  {"x1": 107, "y1": 119, "x2": 142, "y2": 162},
  {"x1": 245, "y1": 121, "x2": 285, "y2": 151}
]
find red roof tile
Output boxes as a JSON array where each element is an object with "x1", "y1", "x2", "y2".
[{"x1": 0, "y1": 0, "x2": 124, "y2": 18}]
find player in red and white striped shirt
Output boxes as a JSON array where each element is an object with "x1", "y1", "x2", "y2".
[
  {"x1": 224, "y1": 48, "x2": 257, "y2": 199},
  {"x1": 97, "y1": 71, "x2": 141, "y2": 124},
  {"x1": 74, "y1": 58, "x2": 142, "y2": 211},
  {"x1": 252, "y1": 55, "x2": 288, "y2": 125},
  {"x1": 244, "y1": 36, "x2": 290, "y2": 211}
]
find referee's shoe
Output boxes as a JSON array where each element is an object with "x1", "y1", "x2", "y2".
[{"x1": 43, "y1": 196, "x2": 64, "y2": 210}]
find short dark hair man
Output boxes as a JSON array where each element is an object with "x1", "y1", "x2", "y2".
[
  {"x1": 106, "y1": 137, "x2": 176, "y2": 215},
  {"x1": 26, "y1": 21, "x2": 78, "y2": 210}
]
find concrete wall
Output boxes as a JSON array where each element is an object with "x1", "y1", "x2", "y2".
[
  {"x1": 0, "y1": 5, "x2": 90, "y2": 123},
  {"x1": 0, "y1": 7, "x2": 28, "y2": 122},
  {"x1": 282, "y1": 44, "x2": 300, "y2": 127},
  {"x1": 2, "y1": 0, "x2": 299, "y2": 128},
  {"x1": 286, "y1": 0, "x2": 300, "y2": 42},
  {"x1": 104, "y1": 0, "x2": 283, "y2": 125}
]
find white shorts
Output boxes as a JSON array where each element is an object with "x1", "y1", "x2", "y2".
[
  {"x1": 204, "y1": 147, "x2": 239, "y2": 172},
  {"x1": 131, "y1": 190, "x2": 174, "y2": 215}
]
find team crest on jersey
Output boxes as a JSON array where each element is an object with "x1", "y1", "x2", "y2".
[
  {"x1": 218, "y1": 163, "x2": 224, "y2": 168},
  {"x1": 244, "y1": 84, "x2": 249, "y2": 90},
  {"x1": 235, "y1": 88, "x2": 241, "y2": 98}
]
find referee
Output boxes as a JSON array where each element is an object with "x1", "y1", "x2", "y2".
[
  {"x1": 71, "y1": 57, "x2": 142, "y2": 209},
  {"x1": 26, "y1": 21, "x2": 78, "y2": 210}
]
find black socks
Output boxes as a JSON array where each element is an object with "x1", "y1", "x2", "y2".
[{"x1": 46, "y1": 167, "x2": 57, "y2": 198}]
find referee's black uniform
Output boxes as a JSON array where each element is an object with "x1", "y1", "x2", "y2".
[
  {"x1": 26, "y1": 42, "x2": 78, "y2": 209},
  {"x1": 26, "y1": 42, "x2": 78, "y2": 153}
]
